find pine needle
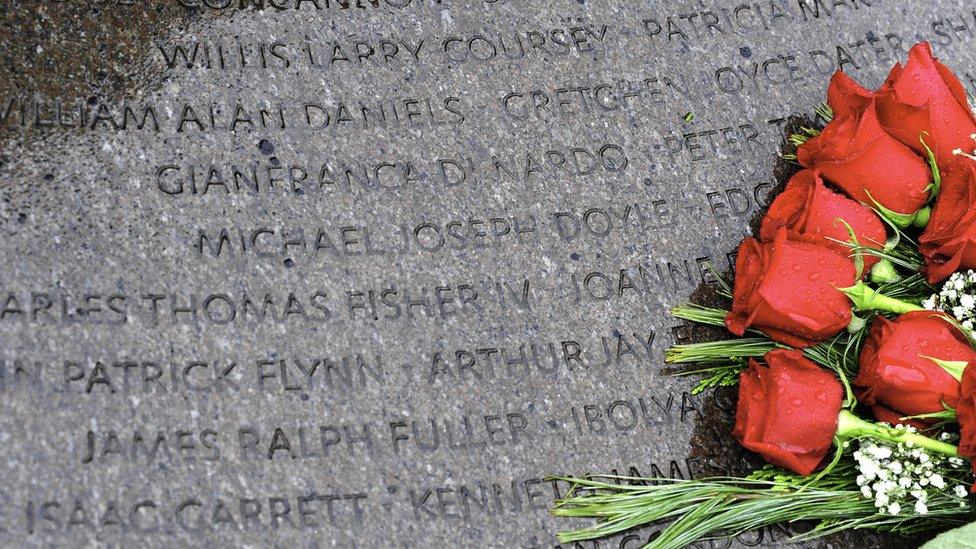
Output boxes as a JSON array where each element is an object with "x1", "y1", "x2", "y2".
[
  {"x1": 551, "y1": 466, "x2": 969, "y2": 548},
  {"x1": 670, "y1": 303, "x2": 728, "y2": 327}
]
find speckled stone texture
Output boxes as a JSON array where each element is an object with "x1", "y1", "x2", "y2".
[{"x1": 0, "y1": 0, "x2": 973, "y2": 546}]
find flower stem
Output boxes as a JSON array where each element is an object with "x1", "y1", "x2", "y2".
[
  {"x1": 839, "y1": 281, "x2": 924, "y2": 314},
  {"x1": 835, "y1": 410, "x2": 958, "y2": 457}
]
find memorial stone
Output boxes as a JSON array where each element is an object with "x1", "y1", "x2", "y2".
[{"x1": 1, "y1": 0, "x2": 975, "y2": 546}]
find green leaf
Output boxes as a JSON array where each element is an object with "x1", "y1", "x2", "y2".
[{"x1": 921, "y1": 521, "x2": 976, "y2": 549}]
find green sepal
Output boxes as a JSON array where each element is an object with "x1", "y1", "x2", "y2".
[
  {"x1": 912, "y1": 206, "x2": 931, "y2": 228},
  {"x1": 920, "y1": 354, "x2": 968, "y2": 382},
  {"x1": 920, "y1": 132, "x2": 942, "y2": 200},
  {"x1": 831, "y1": 218, "x2": 864, "y2": 279},
  {"x1": 865, "y1": 189, "x2": 918, "y2": 229},
  {"x1": 883, "y1": 231, "x2": 901, "y2": 253},
  {"x1": 902, "y1": 409, "x2": 958, "y2": 423},
  {"x1": 869, "y1": 259, "x2": 900, "y2": 284},
  {"x1": 839, "y1": 280, "x2": 924, "y2": 314},
  {"x1": 847, "y1": 314, "x2": 867, "y2": 334}
]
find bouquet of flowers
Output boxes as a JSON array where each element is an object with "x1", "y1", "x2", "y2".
[{"x1": 551, "y1": 42, "x2": 976, "y2": 548}]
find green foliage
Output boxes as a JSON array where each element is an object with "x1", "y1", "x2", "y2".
[
  {"x1": 814, "y1": 102, "x2": 834, "y2": 123},
  {"x1": 551, "y1": 455, "x2": 971, "y2": 549},
  {"x1": 685, "y1": 366, "x2": 742, "y2": 394},
  {"x1": 669, "y1": 303, "x2": 728, "y2": 327},
  {"x1": 782, "y1": 102, "x2": 832, "y2": 161},
  {"x1": 667, "y1": 304, "x2": 869, "y2": 382},
  {"x1": 788, "y1": 126, "x2": 821, "y2": 147}
]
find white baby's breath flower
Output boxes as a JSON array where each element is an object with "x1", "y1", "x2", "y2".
[
  {"x1": 914, "y1": 500, "x2": 928, "y2": 514},
  {"x1": 875, "y1": 492, "x2": 889, "y2": 507},
  {"x1": 926, "y1": 272, "x2": 976, "y2": 332},
  {"x1": 853, "y1": 433, "x2": 971, "y2": 516},
  {"x1": 870, "y1": 446, "x2": 893, "y2": 460}
]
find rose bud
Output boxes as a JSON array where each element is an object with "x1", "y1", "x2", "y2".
[
  {"x1": 759, "y1": 169, "x2": 886, "y2": 272},
  {"x1": 733, "y1": 349, "x2": 844, "y2": 475},
  {"x1": 725, "y1": 227, "x2": 856, "y2": 348},
  {"x1": 919, "y1": 159, "x2": 976, "y2": 283},
  {"x1": 854, "y1": 311, "x2": 968, "y2": 420},
  {"x1": 876, "y1": 41, "x2": 976, "y2": 166},
  {"x1": 798, "y1": 71, "x2": 931, "y2": 216}
]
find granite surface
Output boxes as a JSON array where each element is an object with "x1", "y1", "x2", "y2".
[{"x1": 1, "y1": 0, "x2": 974, "y2": 546}]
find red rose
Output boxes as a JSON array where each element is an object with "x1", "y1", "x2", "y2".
[
  {"x1": 919, "y1": 159, "x2": 976, "y2": 283},
  {"x1": 854, "y1": 311, "x2": 967, "y2": 419},
  {"x1": 759, "y1": 169, "x2": 886, "y2": 271},
  {"x1": 958, "y1": 365, "x2": 976, "y2": 490},
  {"x1": 733, "y1": 349, "x2": 843, "y2": 475},
  {"x1": 876, "y1": 42, "x2": 976, "y2": 166},
  {"x1": 798, "y1": 71, "x2": 931, "y2": 215},
  {"x1": 957, "y1": 365, "x2": 976, "y2": 459},
  {"x1": 726, "y1": 227, "x2": 856, "y2": 348},
  {"x1": 826, "y1": 65, "x2": 873, "y2": 119},
  {"x1": 868, "y1": 404, "x2": 929, "y2": 432}
]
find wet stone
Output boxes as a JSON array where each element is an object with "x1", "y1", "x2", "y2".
[{"x1": 0, "y1": 0, "x2": 972, "y2": 546}]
